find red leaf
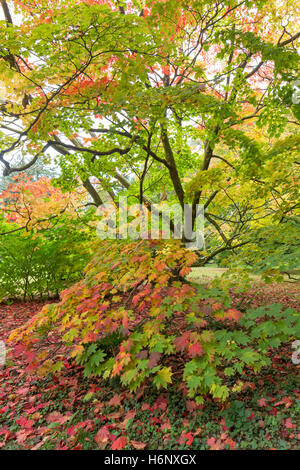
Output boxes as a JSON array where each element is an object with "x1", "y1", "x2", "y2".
[
  {"x1": 16, "y1": 429, "x2": 31, "y2": 446},
  {"x1": 108, "y1": 394, "x2": 122, "y2": 407},
  {"x1": 147, "y1": 352, "x2": 161, "y2": 369},
  {"x1": 154, "y1": 261, "x2": 165, "y2": 272},
  {"x1": 284, "y1": 418, "x2": 296, "y2": 429},
  {"x1": 46, "y1": 411, "x2": 71, "y2": 425},
  {"x1": 186, "y1": 400, "x2": 196, "y2": 412},
  {"x1": 225, "y1": 438, "x2": 236, "y2": 450},
  {"x1": 16, "y1": 417, "x2": 34, "y2": 429},
  {"x1": 136, "y1": 350, "x2": 148, "y2": 360},
  {"x1": 178, "y1": 431, "x2": 194, "y2": 446},
  {"x1": 206, "y1": 437, "x2": 225, "y2": 450},
  {"x1": 274, "y1": 397, "x2": 292, "y2": 408},
  {"x1": 153, "y1": 395, "x2": 168, "y2": 411},
  {"x1": 179, "y1": 266, "x2": 191, "y2": 277},
  {"x1": 258, "y1": 398, "x2": 267, "y2": 407},
  {"x1": 95, "y1": 426, "x2": 110, "y2": 445},
  {"x1": 160, "y1": 417, "x2": 171, "y2": 431},
  {"x1": 72, "y1": 444, "x2": 83, "y2": 450},
  {"x1": 174, "y1": 332, "x2": 190, "y2": 352},
  {"x1": 212, "y1": 303, "x2": 223, "y2": 311},
  {"x1": 188, "y1": 342, "x2": 203, "y2": 357}
]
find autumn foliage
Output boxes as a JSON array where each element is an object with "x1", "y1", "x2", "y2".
[
  {"x1": 10, "y1": 240, "x2": 300, "y2": 402},
  {"x1": 0, "y1": 0, "x2": 299, "y2": 450}
]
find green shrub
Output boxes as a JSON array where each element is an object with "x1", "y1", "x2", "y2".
[{"x1": 0, "y1": 215, "x2": 92, "y2": 301}]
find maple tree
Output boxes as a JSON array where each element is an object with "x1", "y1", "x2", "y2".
[{"x1": 0, "y1": 0, "x2": 298, "y2": 269}]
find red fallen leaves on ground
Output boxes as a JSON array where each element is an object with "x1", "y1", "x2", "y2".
[
  {"x1": 274, "y1": 397, "x2": 293, "y2": 408},
  {"x1": 0, "y1": 287, "x2": 299, "y2": 450},
  {"x1": 94, "y1": 425, "x2": 110, "y2": 445},
  {"x1": 160, "y1": 417, "x2": 171, "y2": 432},
  {"x1": 178, "y1": 430, "x2": 194, "y2": 446},
  {"x1": 130, "y1": 440, "x2": 147, "y2": 450},
  {"x1": 111, "y1": 436, "x2": 127, "y2": 450},
  {"x1": 229, "y1": 284, "x2": 300, "y2": 311},
  {"x1": 108, "y1": 394, "x2": 123, "y2": 407},
  {"x1": 207, "y1": 433, "x2": 236, "y2": 450},
  {"x1": 147, "y1": 352, "x2": 161, "y2": 369},
  {"x1": 284, "y1": 418, "x2": 296, "y2": 429},
  {"x1": 16, "y1": 417, "x2": 34, "y2": 429},
  {"x1": 47, "y1": 411, "x2": 72, "y2": 425},
  {"x1": 153, "y1": 396, "x2": 168, "y2": 411},
  {"x1": 67, "y1": 420, "x2": 94, "y2": 437},
  {"x1": 185, "y1": 400, "x2": 199, "y2": 413}
]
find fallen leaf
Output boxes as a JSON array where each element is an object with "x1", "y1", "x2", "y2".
[{"x1": 95, "y1": 426, "x2": 110, "y2": 446}]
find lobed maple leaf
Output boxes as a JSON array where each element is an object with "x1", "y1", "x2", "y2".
[
  {"x1": 178, "y1": 430, "x2": 194, "y2": 447},
  {"x1": 95, "y1": 426, "x2": 110, "y2": 446},
  {"x1": 16, "y1": 417, "x2": 34, "y2": 429},
  {"x1": 206, "y1": 437, "x2": 225, "y2": 450},
  {"x1": 130, "y1": 440, "x2": 147, "y2": 450},
  {"x1": 257, "y1": 398, "x2": 268, "y2": 407},
  {"x1": 46, "y1": 411, "x2": 72, "y2": 425},
  {"x1": 174, "y1": 332, "x2": 190, "y2": 352},
  {"x1": 226, "y1": 309, "x2": 242, "y2": 322},
  {"x1": 284, "y1": 418, "x2": 296, "y2": 429},
  {"x1": 108, "y1": 394, "x2": 122, "y2": 407}
]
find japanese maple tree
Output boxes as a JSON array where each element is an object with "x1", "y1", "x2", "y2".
[{"x1": 0, "y1": 0, "x2": 298, "y2": 267}]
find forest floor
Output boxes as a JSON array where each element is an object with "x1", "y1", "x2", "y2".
[{"x1": 0, "y1": 283, "x2": 299, "y2": 450}]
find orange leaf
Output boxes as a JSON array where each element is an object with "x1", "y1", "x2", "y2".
[{"x1": 206, "y1": 437, "x2": 225, "y2": 450}]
